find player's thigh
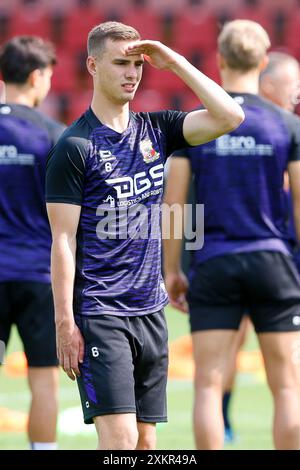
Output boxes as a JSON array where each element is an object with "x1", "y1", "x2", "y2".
[
  {"x1": 75, "y1": 314, "x2": 136, "y2": 424},
  {"x1": 247, "y1": 252, "x2": 300, "y2": 333},
  {"x1": 134, "y1": 310, "x2": 168, "y2": 423},
  {"x1": 188, "y1": 256, "x2": 245, "y2": 331},
  {"x1": 192, "y1": 329, "x2": 240, "y2": 385},
  {"x1": 28, "y1": 366, "x2": 59, "y2": 397},
  {"x1": 258, "y1": 331, "x2": 300, "y2": 390}
]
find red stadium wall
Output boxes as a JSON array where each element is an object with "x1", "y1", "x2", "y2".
[{"x1": 0, "y1": 0, "x2": 299, "y2": 123}]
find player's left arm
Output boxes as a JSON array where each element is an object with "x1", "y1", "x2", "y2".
[{"x1": 126, "y1": 40, "x2": 245, "y2": 145}]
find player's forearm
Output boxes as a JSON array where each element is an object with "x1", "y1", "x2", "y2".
[
  {"x1": 163, "y1": 237, "x2": 183, "y2": 274},
  {"x1": 162, "y1": 202, "x2": 184, "y2": 274},
  {"x1": 169, "y1": 55, "x2": 244, "y2": 127},
  {"x1": 51, "y1": 235, "x2": 76, "y2": 330}
]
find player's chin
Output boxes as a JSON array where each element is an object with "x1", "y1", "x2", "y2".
[{"x1": 121, "y1": 91, "x2": 137, "y2": 103}]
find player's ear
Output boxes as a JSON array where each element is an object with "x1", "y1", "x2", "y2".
[
  {"x1": 28, "y1": 69, "x2": 42, "y2": 89},
  {"x1": 217, "y1": 53, "x2": 226, "y2": 71},
  {"x1": 86, "y1": 56, "x2": 97, "y2": 76},
  {"x1": 259, "y1": 55, "x2": 269, "y2": 73}
]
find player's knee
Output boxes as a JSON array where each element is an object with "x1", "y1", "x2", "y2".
[
  {"x1": 194, "y1": 366, "x2": 223, "y2": 389},
  {"x1": 270, "y1": 383, "x2": 300, "y2": 399},
  {"x1": 137, "y1": 427, "x2": 156, "y2": 450},
  {"x1": 29, "y1": 368, "x2": 59, "y2": 405},
  {"x1": 100, "y1": 426, "x2": 139, "y2": 450},
  {"x1": 137, "y1": 435, "x2": 156, "y2": 450}
]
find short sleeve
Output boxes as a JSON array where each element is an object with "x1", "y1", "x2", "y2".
[
  {"x1": 149, "y1": 110, "x2": 189, "y2": 156},
  {"x1": 48, "y1": 121, "x2": 67, "y2": 146},
  {"x1": 171, "y1": 148, "x2": 190, "y2": 159},
  {"x1": 283, "y1": 112, "x2": 300, "y2": 162},
  {"x1": 46, "y1": 135, "x2": 87, "y2": 205}
]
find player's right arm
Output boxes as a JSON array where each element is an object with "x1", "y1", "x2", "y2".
[
  {"x1": 163, "y1": 156, "x2": 191, "y2": 313},
  {"x1": 126, "y1": 40, "x2": 244, "y2": 145},
  {"x1": 47, "y1": 202, "x2": 84, "y2": 381},
  {"x1": 46, "y1": 132, "x2": 86, "y2": 381}
]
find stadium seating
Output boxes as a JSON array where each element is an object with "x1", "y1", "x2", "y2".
[
  {"x1": 51, "y1": 51, "x2": 77, "y2": 93},
  {"x1": 171, "y1": 12, "x2": 218, "y2": 53},
  {"x1": 1, "y1": 0, "x2": 299, "y2": 120},
  {"x1": 122, "y1": 10, "x2": 163, "y2": 40},
  {"x1": 9, "y1": 10, "x2": 52, "y2": 40},
  {"x1": 66, "y1": 89, "x2": 93, "y2": 123}
]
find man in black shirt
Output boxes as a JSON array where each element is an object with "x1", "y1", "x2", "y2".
[{"x1": 46, "y1": 21, "x2": 244, "y2": 450}]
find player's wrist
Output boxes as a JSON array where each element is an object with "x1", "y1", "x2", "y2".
[
  {"x1": 55, "y1": 313, "x2": 75, "y2": 330},
  {"x1": 167, "y1": 54, "x2": 189, "y2": 72},
  {"x1": 164, "y1": 267, "x2": 182, "y2": 276}
]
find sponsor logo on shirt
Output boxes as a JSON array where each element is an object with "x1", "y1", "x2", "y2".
[
  {"x1": 140, "y1": 139, "x2": 160, "y2": 163},
  {"x1": 203, "y1": 135, "x2": 273, "y2": 157},
  {"x1": 0, "y1": 145, "x2": 34, "y2": 165},
  {"x1": 105, "y1": 163, "x2": 164, "y2": 201}
]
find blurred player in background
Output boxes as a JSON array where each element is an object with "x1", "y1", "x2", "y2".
[
  {"x1": 260, "y1": 51, "x2": 300, "y2": 112},
  {"x1": 0, "y1": 36, "x2": 65, "y2": 450},
  {"x1": 164, "y1": 20, "x2": 300, "y2": 450},
  {"x1": 46, "y1": 21, "x2": 243, "y2": 450},
  {"x1": 221, "y1": 50, "x2": 300, "y2": 444}
]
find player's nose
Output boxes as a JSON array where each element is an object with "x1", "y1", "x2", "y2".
[{"x1": 125, "y1": 64, "x2": 138, "y2": 80}]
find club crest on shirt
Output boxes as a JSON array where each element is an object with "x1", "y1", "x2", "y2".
[{"x1": 140, "y1": 139, "x2": 160, "y2": 163}]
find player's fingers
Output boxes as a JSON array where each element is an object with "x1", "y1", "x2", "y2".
[
  {"x1": 58, "y1": 349, "x2": 65, "y2": 369},
  {"x1": 78, "y1": 338, "x2": 85, "y2": 364},
  {"x1": 126, "y1": 40, "x2": 156, "y2": 50},
  {"x1": 61, "y1": 355, "x2": 75, "y2": 380},
  {"x1": 66, "y1": 369, "x2": 76, "y2": 381},
  {"x1": 70, "y1": 353, "x2": 81, "y2": 377},
  {"x1": 64, "y1": 365, "x2": 76, "y2": 381},
  {"x1": 170, "y1": 298, "x2": 188, "y2": 314},
  {"x1": 126, "y1": 48, "x2": 146, "y2": 56},
  {"x1": 181, "y1": 302, "x2": 189, "y2": 314},
  {"x1": 70, "y1": 364, "x2": 81, "y2": 377}
]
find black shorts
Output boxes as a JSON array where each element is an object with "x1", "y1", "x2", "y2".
[
  {"x1": 0, "y1": 281, "x2": 58, "y2": 367},
  {"x1": 75, "y1": 310, "x2": 168, "y2": 424},
  {"x1": 188, "y1": 251, "x2": 300, "y2": 333}
]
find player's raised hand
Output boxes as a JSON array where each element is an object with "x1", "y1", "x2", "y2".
[{"x1": 125, "y1": 40, "x2": 182, "y2": 70}]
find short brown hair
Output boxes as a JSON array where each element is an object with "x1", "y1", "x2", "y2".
[
  {"x1": 87, "y1": 21, "x2": 141, "y2": 57},
  {"x1": 218, "y1": 20, "x2": 270, "y2": 71}
]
